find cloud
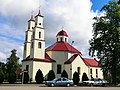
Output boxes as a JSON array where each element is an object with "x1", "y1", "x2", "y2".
[{"x1": 0, "y1": 0, "x2": 103, "y2": 63}]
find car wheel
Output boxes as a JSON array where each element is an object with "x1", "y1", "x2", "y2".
[
  {"x1": 51, "y1": 83, "x2": 55, "y2": 87},
  {"x1": 66, "y1": 83, "x2": 70, "y2": 87},
  {"x1": 90, "y1": 83, "x2": 93, "y2": 87}
]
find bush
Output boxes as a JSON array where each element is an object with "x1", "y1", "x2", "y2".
[
  {"x1": 35, "y1": 69, "x2": 44, "y2": 84},
  {"x1": 23, "y1": 72, "x2": 29, "y2": 84},
  {"x1": 47, "y1": 70, "x2": 55, "y2": 81},
  {"x1": 73, "y1": 72, "x2": 80, "y2": 85},
  {"x1": 61, "y1": 70, "x2": 68, "y2": 78},
  {"x1": 0, "y1": 69, "x2": 4, "y2": 84},
  {"x1": 8, "y1": 71, "x2": 16, "y2": 84},
  {"x1": 82, "y1": 73, "x2": 89, "y2": 81}
]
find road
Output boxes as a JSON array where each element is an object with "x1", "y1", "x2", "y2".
[{"x1": 0, "y1": 85, "x2": 120, "y2": 90}]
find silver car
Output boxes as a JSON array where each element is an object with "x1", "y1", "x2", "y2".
[
  {"x1": 83, "y1": 78, "x2": 108, "y2": 86},
  {"x1": 45, "y1": 77, "x2": 73, "y2": 87}
]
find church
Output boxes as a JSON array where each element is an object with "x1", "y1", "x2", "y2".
[{"x1": 22, "y1": 10, "x2": 103, "y2": 82}]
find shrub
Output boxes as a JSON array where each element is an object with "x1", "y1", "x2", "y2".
[
  {"x1": 61, "y1": 70, "x2": 68, "y2": 78},
  {"x1": 23, "y1": 72, "x2": 29, "y2": 84},
  {"x1": 35, "y1": 69, "x2": 44, "y2": 84},
  {"x1": 82, "y1": 73, "x2": 89, "y2": 81},
  {"x1": 8, "y1": 71, "x2": 16, "y2": 84},
  {"x1": 47, "y1": 70, "x2": 55, "y2": 81},
  {"x1": 73, "y1": 72, "x2": 80, "y2": 85},
  {"x1": 0, "y1": 69, "x2": 4, "y2": 84}
]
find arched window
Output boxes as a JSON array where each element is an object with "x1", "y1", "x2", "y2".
[
  {"x1": 38, "y1": 42, "x2": 41, "y2": 48},
  {"x1": 60, "y1": 37, "x2": 63, "y2": 42},
  {"x1": 65, "y1": 38, "x2": 67, "y2": 42},
  {"x1": 39, "y1": 32, "x2": 41, "y2": 38},
  {"x1": 77, "y1": 67, "x2": 81, "y2": 74}
]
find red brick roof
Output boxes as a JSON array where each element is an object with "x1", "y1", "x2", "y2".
[
  {"x1": 64, "y1": 54, "x2": 100, "y2": 67},
  {"x1": 56, "y1": 30, "x2": 68, "y2": 37},
  {"x1": 82, "y1": 58, "x2": 99, "y2": 67},
  {"x1": 22, "y1": 53, "x2": 55, "y2": 62},
  {"x1": 46, "y1": 42, "x2": 82, "y2": 55},
  {"x1": 64, "y1": 54, "x2": 78, "y2": 64}
]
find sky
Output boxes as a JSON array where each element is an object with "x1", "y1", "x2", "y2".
[{"x1": 0, "y1": 0, "x2": 111, "y2": 63}]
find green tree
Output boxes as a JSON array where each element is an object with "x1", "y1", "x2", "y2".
[
  {"x1": 89, "y1": 1, "x2": 120, "y2": 84},
  {"x1": 82, "y1": 73, "x2": 88, "y2": 81},
  {"x1": 8, "y1": 70, "x2": 16, "y2": 84},
  {"x1": 73, "y1": 72, "x2": 80, "y2": 85},
  {"x1": 6, "y1": 49, "x2": 19, "y2": 83},
  {"x1": 35, "y1": 69, "x2": 44, "y2": 84},
  {"x1": 61, "y1": 70, "x2": 68, "y2": 78},
  {"x1": 47, "y1": 70, "x2": 55, "y2": 81},
  {"x1": 0, "y1": 69, "x2": 4, "y2": 84}
]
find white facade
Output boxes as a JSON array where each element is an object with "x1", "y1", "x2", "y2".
[{"x1": 22, "y1": 11, "x2": 103, "y2": 82}]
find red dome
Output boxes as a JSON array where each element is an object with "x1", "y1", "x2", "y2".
[{"x1": 56, "y1": 30, "x2": 68, "y2": 37}]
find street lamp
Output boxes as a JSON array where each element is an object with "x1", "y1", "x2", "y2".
[{"x1": 70, "y1": 41, "x2": 74, "y2": 79}]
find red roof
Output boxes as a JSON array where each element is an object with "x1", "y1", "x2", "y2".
[
  {"x1": 64, "y1": 54, "x2": 100, "y2": 67},
  {"x1": 46, "y1": 42, "x2": 82, "y2": 55},
  {"x1": 22, "y1": 53, "x2": 55, "y2": 62},
  {"x1": 82, "y1": 58, "x2": 100, "y2": 67},
  {"x1": 64, "y1": 54, "x2": 78, "y2": 64},
  {"x1": 56, "y1": 30, "x2": 68, "y2": 37},
  {"x1": 28, "y1": 15, "x2": 35, "y2": 22}
]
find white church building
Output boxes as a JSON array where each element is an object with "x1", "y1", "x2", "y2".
[{"x1": 22, "y1": 10, "x2": 103, "y2": 82}]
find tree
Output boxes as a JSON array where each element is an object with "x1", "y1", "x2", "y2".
[
  {"x1": 89, "y1": 1, "x2": 120, "y2": 84},
  {"x1": 47, "y1": 70, "x2": 55, "y2": 81},
  {"x1": 6, "y1": 49, "x2": 20, "y2": 83},
  {"x1": 73, "y1": 72, "x2": 80, "y2": 85},
  {"x1": 8, "y1": 70, "x2": 16, "y2": 84},
  {"x1": 82, "y1": 73, "x2": 88, "y2": 81},
  {"x1": 0, "y1": 69, "x2": 4, "y2": 84},
  {"x1": 35, "y1": 69, "x2": 44, "y2": 84},
  {"x1": 61, "y1": 70, "x2": 68, "y2": 78},
  {"x1": 23, "y1": 72, "x2": 29, "y2": 84}
]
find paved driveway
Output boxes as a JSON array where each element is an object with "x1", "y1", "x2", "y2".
[{"x1": 0, "y1": 85, "x2": 120, "y2": 90}]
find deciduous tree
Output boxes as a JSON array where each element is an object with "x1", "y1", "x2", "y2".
[{"x1": 89, "y1": 1, "x2": 120, "y2": 84}]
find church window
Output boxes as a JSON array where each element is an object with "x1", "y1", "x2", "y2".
[
  {"x1": 57, "y1": 64, "x2": 61, "y2": 74},
  {"x1": 39, "y1": 32, "x2": 41, "y2": 38},
  {"x1": 96, "y1": 69, "x2": 98, "y2": 78},
  {"x1": 60, "y1": 37, "x2": 63, "y2": 42},
  {"x1": 32, "y1": 27, "x2": 34, "y2": 29},
  {"x1": 28, "y1": 27, "x2": 30, "y2": 29},
  {"x1": 57, "y1": 38, "x2": 58, "y2": 42},
  {"x1": 65, "y1": 38, "x2": 67, "y2": 42},
  {"x1": 39, "y1": 23, "x2": 41, "y2": 25},
  {"x1": 33, "y1": 31, "x2": 35, "y2": 38},
  {"x1": 90, "y1": 68, "x2": 92, "y2": 75},
  {"x1": 38, "y1": 42, "x2": 41, "y2": 48},
  {"x1": 25, "y1": 34, "x2": 27, "y2": 41},
  {"x1": 31, "y1": 42, "x2": 33, "y2": 48},
  {"x1": 77, "y1": 67, "x2": 81, "y2": 74},
  {"x1": 26, "y1": 65, "x2": 29, "y2": 72},
  {"x1": 24, "y1": 44, "x2": 26, "y2": 50}
]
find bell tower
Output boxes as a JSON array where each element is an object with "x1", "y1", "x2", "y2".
[
  {"x1": 23, "y1": 15, "x2": 35, "y2": 59},
  {"x1": 30, "y1": 10, "x2": 45, "y2": 59}
]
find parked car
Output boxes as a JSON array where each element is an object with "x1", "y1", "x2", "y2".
[
  {"x1": 82, "y1": 78, "x2": 108, "y2": 86},
  {"x1": 45, "y1": 77, "x2": 73, "y2": 87}
]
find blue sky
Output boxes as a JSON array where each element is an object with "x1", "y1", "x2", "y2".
[
  {"x1": 91, "y1": 0, "x2": 110, "y2": 11},
  {"x1": 0, "y1": 0, "x2": 114, "y2": 62}
]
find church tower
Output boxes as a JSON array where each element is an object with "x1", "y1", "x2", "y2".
[
  {"x1": 23, "y1": 15, "x2": 35, "y2": 59},
  {"x1": 56, "y1": 29, "x2": 69, "y2": 42},
  {"x1": 30, "y1": 10, "x2": 45, "y2": 59}
]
